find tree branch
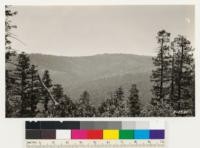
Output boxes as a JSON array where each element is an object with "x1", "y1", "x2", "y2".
[{"x1": 37, "y1": 74, "x2": 59, "y2": 105}]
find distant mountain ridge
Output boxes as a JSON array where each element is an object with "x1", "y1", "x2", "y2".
[{"x1": 29, "y1": 53, "x2": 154, "y2": 106}]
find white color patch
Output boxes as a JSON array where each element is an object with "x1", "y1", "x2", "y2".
[{"x1": 56, "y1": 130, "x2": 71, "y2": 139}]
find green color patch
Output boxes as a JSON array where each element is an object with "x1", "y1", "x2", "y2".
[{"x1": 119, "y1": 130, "x2": 134, "y2": 139}]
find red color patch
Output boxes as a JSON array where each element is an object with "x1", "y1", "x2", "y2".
[{"x1": 87, "y1": 130, "x2": 103, "y2": 139}]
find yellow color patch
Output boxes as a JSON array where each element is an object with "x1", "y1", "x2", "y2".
[{"x1": 103, "y1": 130, "x2": 119, "y2": 139}]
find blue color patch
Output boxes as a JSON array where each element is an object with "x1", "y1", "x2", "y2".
[{"x1": 134, "y1": 130, "x2": 150, "y2": 139}]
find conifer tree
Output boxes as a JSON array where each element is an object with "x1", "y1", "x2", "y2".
[
  {"x1": 172, "y1": 35, "x2": 194, "y2": 114},
  {"x1": 5, "y1": 6, "x2": 17, "y2": 117},
  {"x1": 151, "y1": 30, "x2": 171, "y2": 105},
  {"x1": 41, "y1": 70, "x2": 53, "y2": 110},
  {"x1": 6, "y1": 69, "x2": 17, "y2": 117},
  {"x1": 13, "y1": 52, "x2": 31, "y2": 116},
  {"x1": 98, "y1": 96, "x2": 116, "y2": 117},
  {"x1": 76, "y1": 91, "x2": 96, "y2": 117},
  {"x1": 98, "y1": 87, "x2": 128, "y2": 117},
  {"x1": 28, "y1": 65, "x2": 41, "y2": 116},
  {"x1": 52, "y1": 84, "x2": 64, "y2": 102},
  {"x1": 128, "y1": 84, "x2": 141, "y2": 117},
  {"x1": 5, "y1": 5, "x2": 17, "y2": 62},
  {"x1": 112, "y1": 87, "x2": 129, "y2": 117},
  {"x1": 42, "y1": 70, "x2": 52, "y2": 88},
  {"x1": 169, "y1": 41, "x2": 176, "y2": 105},
  {"x1": 54, "y1": 95, "x2": 76, "y2": 117},
  {"x1": 45, "y1": 84, "x2": 64, "y2": 117}
]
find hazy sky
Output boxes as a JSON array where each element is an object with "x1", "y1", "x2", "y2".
[{"x1": 12, "y1": 5, "x2": 194, "y2": 56}]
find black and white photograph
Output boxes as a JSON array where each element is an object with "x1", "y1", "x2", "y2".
[{"x1": 5, "y1": 5, "x2": 195, "y2": 117}]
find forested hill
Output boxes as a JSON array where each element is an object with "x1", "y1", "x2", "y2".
[{"x1": 28, "y1": 53, "x2": 154, "y2": 106}]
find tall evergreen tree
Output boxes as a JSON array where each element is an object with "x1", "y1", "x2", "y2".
[
  {"x1": 6, "y1": 68, "x2": 17, "y2": 117},
  {"x1": 52, "y1": 84, "x2": 64, "y2": 102},
  {"x1": 5, "y1": 6, "x2": 17, "y2": 117},
  {"x1": 28, "y1": 65, "x2": 41, "y2": 116},
  {"x1": 151, "y1": 30, "x2": 171, "y2": 105},
  {"x1": 44, "y1": 84, "x2": 64, "y2": 117},
  {"x1": 98, "y1": 95, "x2": 116, "y2": 117},
  {"x1": 98, "y1": 87, "x2": 128, "y2": 117},
  {"x1": 42, "y1": 70, "x2": 52, "y2": 88},
  {"x1": 128, "y1": 84, "x2": 141, "y2": 117},
  {"x1": 172, "y1": 35, "x2": 194, "y2": 114},
  {"x1": 13, "y1": 52, "x2": 31, "y2": 116},
  {"x1": 113, "y1": 87, "x2": 129, "y2": 117},
  {"x1": 76, "y1": 91, "x2": 96, "y2": 117},
  {"x1": 5, "y1": 5, "x2": 17, "y2": 62},
  {"x1": 54, "y1": 95, "x2": 76, "y2": 117},
  {"x1": 41, "y1": 70, "x2": 53, "y2": 110},
  {"x1": 169, "y1": 41, "x2": 176, "y2": 105}
]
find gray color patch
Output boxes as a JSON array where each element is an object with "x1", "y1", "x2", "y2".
[
  {"x1": 135, "y1": 121, "x2": 149, "y2": 129},
  {"x1": 122, "y1": 121, "x2": 136, "y2": 129}
]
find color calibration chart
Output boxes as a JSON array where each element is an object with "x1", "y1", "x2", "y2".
[{"x1": 25, "y1": 121, "x2": 165, "y2": 148}]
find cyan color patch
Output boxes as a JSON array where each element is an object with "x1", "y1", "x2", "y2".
[{"x1": 134, "y1": 130, "x2": 150, "y2": 139}]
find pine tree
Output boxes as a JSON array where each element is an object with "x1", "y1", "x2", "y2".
[
  {"x1": 5, "y1": 5, "x2": 17, "y2": 62},
  {"x1": 169, "y1": 41, "x2": 176, "y2": 105},
  {"x1": 172, "y1": 35, "x2": 194, "y2": 114},
  {"x1": 13, "y1": 52, "x2": 31, "y2": 116},
  {"x1": 151, "y1": 30, "x2": 171, "y2": 105},
  {"x1": 128, "y1": 84, "x2": 141, "y2": 117},
  {"x1": 48, "y1": 84, "x2": 77, "y2": 117},
  {"x1": 98, "y1": 96, "x2": 116, "y2": 117},
  {"x1": 76, "y1": 91, "x2": 96, "y2": 117},
  {"x1": 51, "y1": 84, "x2": 65, "y2": 117},
  {"x1": 112, "y1": 87, "x2": 129, "y2": 117},
  {"x1": 6, "y1": 68, "x2": 17, "y2": 117},
  {"x1": 28, "y1": 65, "x2": 41, "y2": 116},
  {"x1": 54, "y1": 95, "x2": 76, "y2": 117},
  {"x1": 41, "y1": 70, "x2": 53, "y2": 110},
  {"x1": 52, "y1": 84, "x2": 64, "y2": 102},
  {"x1": 5, "y1": 6, "x2": 18, "y2": 117},
  {"x1": 98, "y1": 87, "x2": 128, "y2": 117},
  {"x1": 42, "y1": 70, "x2": 52, "y2": 88}
]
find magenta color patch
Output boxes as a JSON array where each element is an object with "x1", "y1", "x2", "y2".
[{"x1": 71, "y1": 130, "x2": 87, "y2": 139}]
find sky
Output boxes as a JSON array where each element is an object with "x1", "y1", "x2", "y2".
[{"x1": 11, "y1": 5, "x2": 194, "y2": 57}]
